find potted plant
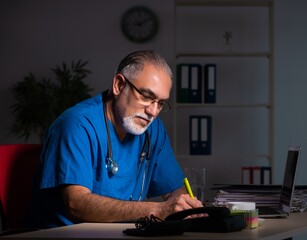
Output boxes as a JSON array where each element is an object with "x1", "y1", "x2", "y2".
[{"x1": 9, "y1": 60, "x2": 92, "y2": 142}]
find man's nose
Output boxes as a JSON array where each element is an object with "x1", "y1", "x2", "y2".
[{"x1": 145, "y1": 101, "x2": 160, "y2": 117}]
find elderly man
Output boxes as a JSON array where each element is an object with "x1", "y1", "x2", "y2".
[{"x1": 27, "y1": 50, "x2": 203, "y2": 228}]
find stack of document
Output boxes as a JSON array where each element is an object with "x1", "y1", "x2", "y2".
[
  {"x1": 292, "y1": 188, "x2": 307, "y2": 212},
  {"x1": 212, "y1": 184, "x2": 307, "y2": 212}
]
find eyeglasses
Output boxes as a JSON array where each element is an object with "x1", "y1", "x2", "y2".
[{"x1": 123, "y1": 75, "x2": 171, "y2": 112}]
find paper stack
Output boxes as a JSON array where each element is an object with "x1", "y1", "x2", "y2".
[{"x1": 212, "y1": 184, "x2": 307, "y2": 212}]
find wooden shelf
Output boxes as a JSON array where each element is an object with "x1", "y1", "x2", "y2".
[
  {"x1": 176, "y1": 52, "x2": 271, "y2": 58},
  {"x1": 175, "y1": 153, "x2": 271, "y2": 160},
  {"x1": 176, "y1": 0, "x2": 272, "y2": 7},
  {"x1": 174, "y1": 103, "x2": 271, "y2": 109}
]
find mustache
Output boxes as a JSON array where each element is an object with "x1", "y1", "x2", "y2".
[{"x1": 133, "y1": 113, "x2": 153, "y2": 122}]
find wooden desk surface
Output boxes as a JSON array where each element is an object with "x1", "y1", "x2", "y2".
[{"x1": 2, "y1": 212, "x2": 307, "y2": 240}]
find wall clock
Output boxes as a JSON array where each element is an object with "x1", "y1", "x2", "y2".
[{"x1": 121, "y1": 6, "x2": 159, "y2": 43}]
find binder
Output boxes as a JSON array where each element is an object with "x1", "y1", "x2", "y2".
[
  {"x1": 252, "y1": 167, "x2": 262, "y2": 185},
  {"x1": 241, "y1": 167, "x2": 252, "y2": 184},
  {"x1": 190, "y1": 116, "x2": 212, "y2": 155},
  {"x1": 189, "y1": 65, "x2": 202, "y2": 103},
  {"x1": 261, "y1": 167, "x2": 272, "y2": 185},
  {"x1": 204, "y1": 64, "x2": 216, "y2": 103},
  {"x1": 241, "y1": 166, "x2": 272, "y2": 185},
  {"x1": 176, "y1": 64, "x2": 202, "y2": 103},
  {"x1": 190, "y1": 117, "x2": 200, "y2": 155},
  {"x1": 176, "y1": 64, "x2": 189, "y2": 103}
]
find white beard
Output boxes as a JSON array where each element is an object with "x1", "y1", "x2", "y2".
[{"x1": 123, "y1": 113, "x2": 153, "y2": 135}]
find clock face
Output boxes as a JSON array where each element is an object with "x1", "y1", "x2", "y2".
[{"x1": 121, "y1": 6, "x2": 159, "y2": 43}]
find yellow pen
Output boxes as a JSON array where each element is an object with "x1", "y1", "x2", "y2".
[{"x1": 183, "y1": 177, "x2": 194, "y2": 198}]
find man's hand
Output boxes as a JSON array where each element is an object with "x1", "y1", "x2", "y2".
[{"x1": 151, "y1": 187, "x2": 204, "y2": 219}]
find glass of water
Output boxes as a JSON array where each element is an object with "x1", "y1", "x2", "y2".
[{"x1": 184, "y1": 168, "x2": 206, "y2": 201}]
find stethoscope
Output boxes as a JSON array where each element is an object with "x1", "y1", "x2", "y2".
[{"x1": 102, "y1": 92, "x2": 151, "y2": 200}]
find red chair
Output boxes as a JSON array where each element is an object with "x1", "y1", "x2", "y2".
[{"x1": 0, "y1": 144, "x2": 42, "y2": 232}]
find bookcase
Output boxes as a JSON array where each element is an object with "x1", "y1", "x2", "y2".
[{"x1": 172, "y1": 0, "x2": 273, "y2": 196}]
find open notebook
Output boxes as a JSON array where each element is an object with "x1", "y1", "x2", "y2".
[{"x1": 257, "y1": 146, "x2": 301, "y2": 218}]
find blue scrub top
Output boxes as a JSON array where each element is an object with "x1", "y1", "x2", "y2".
[{"x1": 27, "y1": 93, "x2": 184, "y2": 228}]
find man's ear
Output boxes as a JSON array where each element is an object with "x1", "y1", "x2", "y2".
[{"x1": 112, "y1": 74, "x2": 126, "y2": 96}]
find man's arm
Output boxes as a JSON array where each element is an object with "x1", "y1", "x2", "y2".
[{"x1": 62, "y1": 185, "x2": 203, "y2": 223}]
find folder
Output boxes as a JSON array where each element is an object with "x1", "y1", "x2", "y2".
[
  {"x1": 190, "y1": 116, "x2": 212, "y2": 155},
  {"x1": 241, "y1": 166, "x2": 272, "y2": 185},
  {"x1": 261, "y1": 167, "x2": 272, "y2": 185},
  {"x1": 176, "y1": 64, "x2": 189, "y2": 103},
  {"x1": 204, "y1": 64, "x2": 216, "y2": 103},
  {"x1": 189, "y1": 65, "x2": 202, "y2": 103},
  {"x1": 241, "y1": 167, "x2": 252, "y2": 184},
  {"x1": 190, "y1": 116, "x2": 200, "y2": 155},
  {"x1": 252, "y1": 167, "x2": 262, "y2": 185},
  {"x1": 177, "y1": 64, "x2": 202, "y2": 103}
]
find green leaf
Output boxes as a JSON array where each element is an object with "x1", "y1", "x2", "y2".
[{"x1": 9, "y1": 60, "x2": 92, "y2": 142}]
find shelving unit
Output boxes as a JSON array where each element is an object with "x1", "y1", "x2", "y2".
[{"x1": 172, "y1": 0, "x2": 273, "y2": 191}]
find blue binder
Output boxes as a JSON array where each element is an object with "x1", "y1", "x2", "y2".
[
  {"x1": 204, "y1": 64, "x2": 216, "y2": 103},
  {"x1": 190, "y1": 115, "x2": 212, "y2": 155},
  {"x1": 177, "y1": 64, "x2": 202, "y2": 103},
  {"x1": 176, "y1": 64, "x2": 189, "y2": 103},
  {"x1": 261, "y1": 166, "x2": 272, "y2": 184},
  {"x1": 189, "y1": 64, "x2": 202, "y2": 103}
]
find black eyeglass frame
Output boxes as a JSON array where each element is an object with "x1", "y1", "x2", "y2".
[{"x1": 122, "y1": 75, "x2": 171, "y2": 111}]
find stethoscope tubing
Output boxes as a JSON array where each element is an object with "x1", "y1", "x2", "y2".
[{"x1": 102, "y1": 91, "x2": 151, "y2": 200}]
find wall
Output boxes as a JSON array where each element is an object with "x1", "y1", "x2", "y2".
[
  {"x1": 0, "y1": 0, "x2": 174, "y2": 144},
  {"x1": 273, "y1": 0, "x2": 307, "y2": 187}
]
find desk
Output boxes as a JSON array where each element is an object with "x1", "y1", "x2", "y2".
[{"x1": 2, "y1": 212, "x2": 307, "y2": 240}]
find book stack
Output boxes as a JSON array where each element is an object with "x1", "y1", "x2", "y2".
[{"x1": 292, "y1": 188, "x2": 307, "y2": 212}]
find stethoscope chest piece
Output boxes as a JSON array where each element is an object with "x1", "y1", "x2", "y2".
[{"x1": 106, "y1": 157, "x2": 118, "y2": 175}]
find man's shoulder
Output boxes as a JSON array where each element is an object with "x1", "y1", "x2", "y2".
[
  {"x1": 74, "y1": 93, "x2": 103, "y2": 109},
  {"x1": 62, "y1": 94, "x2": 102, "y2": 117},
  {"x1": 51, "y1": 94, "x2": 103, "y2": 130}
]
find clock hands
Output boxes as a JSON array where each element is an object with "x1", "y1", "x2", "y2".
[{"x1": 121, "y1": 6, "x2": 158, "y2": 43}]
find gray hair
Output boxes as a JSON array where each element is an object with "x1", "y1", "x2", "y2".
[{"x1": 115, "y1": 50, "x2": 173, "y2": 81}]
